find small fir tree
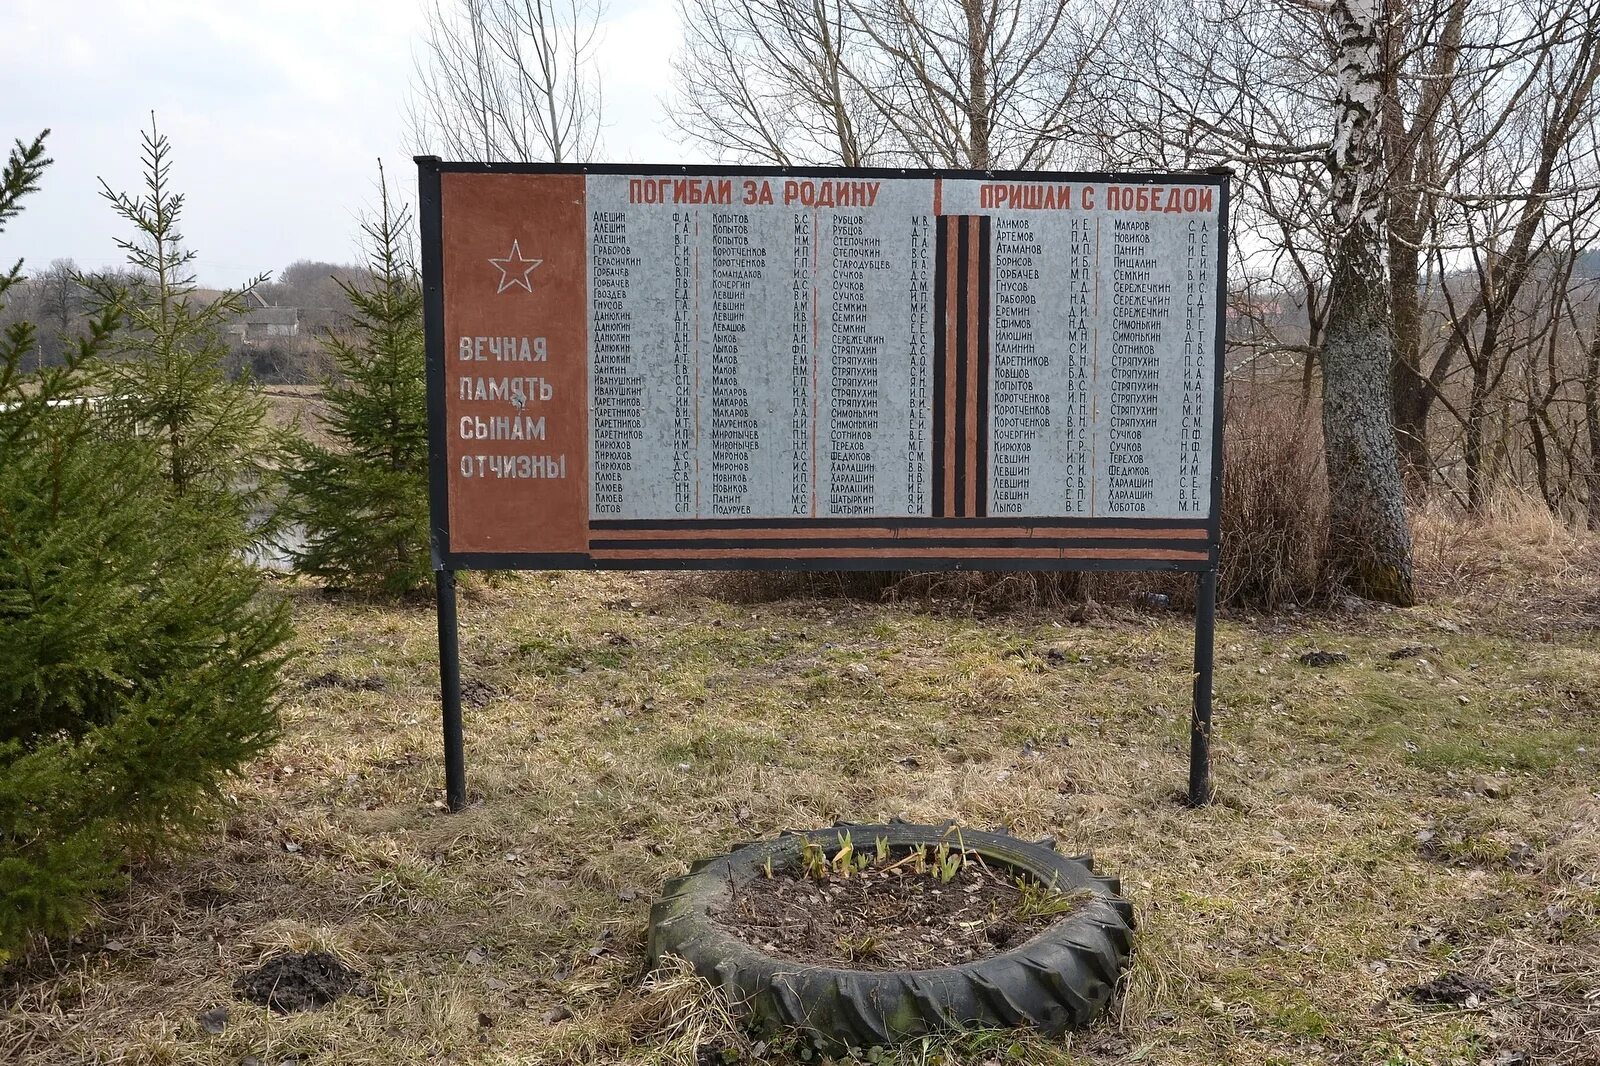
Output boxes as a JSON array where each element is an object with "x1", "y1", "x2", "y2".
[
  {"x1": 281, "y1": 171, "x2": 430, "y2": 597},
  {"x1": 85, "y1": 116, "x2": 271, "y2": 538},
  {"x1": 0, "y1": 130, "x2": 291, "y2": 959}
]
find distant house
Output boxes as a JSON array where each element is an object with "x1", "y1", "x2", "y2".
[{"x1": 228, "y1": 290, "x2": 299, "y2": 343}]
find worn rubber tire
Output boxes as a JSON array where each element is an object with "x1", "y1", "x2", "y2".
[{"x1": 648, "y1": 821, "x2": 1135, "y2": 1051}]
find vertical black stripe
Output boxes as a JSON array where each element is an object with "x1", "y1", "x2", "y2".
[
  {"x1": 955, "y1": 217, "x2": 969, "y2": 516},
  {"x1": 977, "y1": 214, "x2": 990, "y2": 519},
  {"x1": 932, "y1": 216, "x2": 948, "y2": 518}
]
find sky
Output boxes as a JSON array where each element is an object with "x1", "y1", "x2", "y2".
[{"x1": 1, "y1": 0, "x2": 691, "y2": 286}]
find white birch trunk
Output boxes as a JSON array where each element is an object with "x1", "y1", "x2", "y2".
[{"x1": 1321, "y1": 0, "x2": 1417, "y2": 604}]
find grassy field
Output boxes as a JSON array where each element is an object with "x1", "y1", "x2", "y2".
[{"x1": 3, "y1": 513, "x2": 1599, "y2": 1065}]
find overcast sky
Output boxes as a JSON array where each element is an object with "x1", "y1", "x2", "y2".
[{"x1": 2, "y1": 0, "x2": 693, "y2": 286}]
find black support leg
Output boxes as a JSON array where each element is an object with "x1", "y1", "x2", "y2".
[
  {"x1": 436, "y1": 568, "x2": 467, "y2": 812},
  {"x1": 1188, "y1": 568, "x2": 1217, "y2": 807}
]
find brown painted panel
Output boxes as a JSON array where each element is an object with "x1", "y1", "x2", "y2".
[{"x1": 441, "y1": 173, "x2": 588, "y2": 554}]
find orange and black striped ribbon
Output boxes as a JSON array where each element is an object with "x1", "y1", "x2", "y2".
[{"x1": 933, "y1": 215, "x2": 990, "y2": 518}]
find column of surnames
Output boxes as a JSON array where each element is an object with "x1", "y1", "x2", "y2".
[
  {"x1": 1100, "y1": 216, "x2": 1166, "y2": 514},
  {"x1": 822, "y1": 212, "x2": 883, "y2": 516},
  {"x1": 699, "y1": 203, "x2": 825, "y2": 517},
  {"x1": 1092, "y1": 185, "x2": 1220, "y2": 516},
  {"x1": 584, "y1": 177, "x2": 701, "y2": 518},
  {"x1": 586, "y1": 174, "x2": 935, "y2": 521},
  {"x1": 807, "y1": 181, "x2": 939, "y2": 517},
  {"x1": 588, "y1": 208, "x2": 641, "y2": 516},
  {"x1": 705, "y1": 211, "x2": 768, "y2": 516}
]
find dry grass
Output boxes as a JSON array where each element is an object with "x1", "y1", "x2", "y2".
[
  {"x1": 3, "y1": 553, "x2": 1599, "y2": 1064},
  {"x1": 1413, "y1": 490, "x2": 1600, "y2": 638},
  {"x1": 262, "y1": 385, "x2": 335, "y2": 449}
]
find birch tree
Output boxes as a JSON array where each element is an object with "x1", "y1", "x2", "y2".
[
  {"x1": 1320, "y1": 0, "x2": 1416, "y2": 602},
  {"x1": 1110, "y1": 0, "x2": 1416, "y2": 599}
]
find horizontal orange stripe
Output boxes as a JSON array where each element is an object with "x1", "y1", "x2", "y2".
[
  {"x1": 588, "y1": 546, "x2": 1209, "y2": 561},
  {"x1": 591, "y1": 525, "x2": 1208, "y2": 542}
]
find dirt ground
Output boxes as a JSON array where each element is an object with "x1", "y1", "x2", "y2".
[{"x1": 2, "y1": 509, "x2": 1598, "y2": 1065}]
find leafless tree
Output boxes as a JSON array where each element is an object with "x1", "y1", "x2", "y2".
[
  {"x1": 1100, "y1": 0, "x2": 1339, "y2": 405},
  {"x1": 670, "y1": 0, "x2": 1126, "y2": 167},
  {"x1": 409, "y1": 0, "x2": 603, "y2": 163},
  {"x1": 32, "y1": 258, "x2": 82, "y2": 369},
  {"x1": 1411, "y1": 6, "x2": 1600, "y2": 508},
  {"x1": 670, "y1": 0, "x2": 888, "y2": 164}
]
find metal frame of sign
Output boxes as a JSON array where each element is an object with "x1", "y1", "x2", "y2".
[{"x1": 417, "y1": 158, "x2": 1229, "y2": 811}]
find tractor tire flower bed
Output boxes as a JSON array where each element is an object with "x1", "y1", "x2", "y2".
[
  {"x1": 649, "y1": 822, "x2": 1135, "y2": 1052},
  {"x1": 718, "y1": 842, "x2": 1087, "y2": 971}
]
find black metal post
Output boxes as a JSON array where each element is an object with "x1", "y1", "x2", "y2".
[
  {"x1": 1188, "y1": 568, "x2": 1217, "y2": 806},
  {"x1": 436, "y1": 567, "x2": 467, "y2": 812}
]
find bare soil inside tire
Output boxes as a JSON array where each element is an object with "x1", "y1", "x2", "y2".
[{"x1": 713, "y1": 853, "x2": 1087, "y2": 971}]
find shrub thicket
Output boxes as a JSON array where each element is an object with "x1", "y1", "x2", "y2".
[
  {"x1": 0, "y1": 130, "x2": 291, "y2": 959},
  {"x1": 279, "y1": 175, "x2": 430, "y2": 597},
  {"x1": 1217, "y1": 388, "x2": 1327, "y2": 608}
]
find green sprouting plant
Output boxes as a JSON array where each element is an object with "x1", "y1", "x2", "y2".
[
  {"x1": 789, "y1": 830, "x2": 989, "y2": 886},
  {"x1": 762, "y1": 855, "x2": 774, "y2": 879},
  {"x1": 799, "y1": 838, "x2": 829, "y2": 881},
  {"x1": 831, "y1": 831, "x2": 855, "y2": 879},
  {"x1": 1013, "y1": 878, "x2": 1089, "y2": 921},
  {"x1": 930, "y1": 839, "x2": 966, "y2": 882}
]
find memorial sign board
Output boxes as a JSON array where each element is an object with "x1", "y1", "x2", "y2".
[
  {"x1": 418, "y1": 161, "x2": 1229, "y2": 808},
  {"x1": 420, "y1": 163, "x2": 1226, "y2": 571}
]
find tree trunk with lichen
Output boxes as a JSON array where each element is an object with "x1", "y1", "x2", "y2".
[
  {"x1": 1383, "y1": 0, "x2": 1467, "y2": 491},
  {"x1": 1584, "y1": 307, "x2": 1600, "y2": 531},
  {"x1": 1321, "y1": 0, "x2": 1417, "y2": 605},
  {"x1": 963, "y1": 0, "x2": 991, "y2": 167},
  {"x1": 1387, "y1": 204, "x2": 1433, "y2": 487}
]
